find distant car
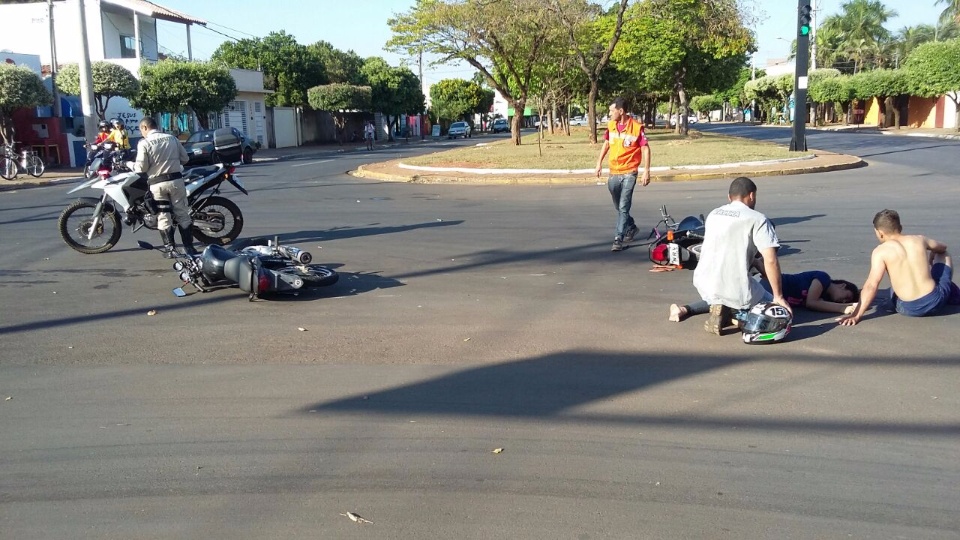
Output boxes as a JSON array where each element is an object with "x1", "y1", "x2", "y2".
[
  {"x1": 183, "y1": 127, "x2": 259, "y2": 166},
  {"x1": 569, "y1": 116, "x2": 588, "y2": 126},
  {"x1": 491, "y1": 118, "x2": 509, "y2": 133},
  {"x1": 448, "y1": 121, "x2": 472, "y2": 139},
  {"x1": 669, "y1": 115, "x2": 699, "y2": 127}
]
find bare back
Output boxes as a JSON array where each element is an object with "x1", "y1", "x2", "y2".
[{"x1": 877, "y1": 234, "x2": 936, "y2": 301}]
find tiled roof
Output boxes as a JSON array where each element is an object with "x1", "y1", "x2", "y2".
[{"x1": 101, "y1": 0, "x2": 206, "y2": 25}]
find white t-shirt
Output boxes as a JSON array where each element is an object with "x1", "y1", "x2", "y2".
[{"x1": 693, "y1": 200, "x2": 779, "y2": 309}]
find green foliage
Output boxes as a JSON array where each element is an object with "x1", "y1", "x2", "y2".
[
  {"x1": 0, "y1": 64, "x2": 52, "y2": 145},
  {"x1": 859, "y1": 68, "x2": 910, "y2": 98},
  {"x1": 904, "y1": 38, "x2": 960, "y2": 98},
  {"x1": 360, "y1": 57, "x2": 425, "y2": 116},
  {"x1": 810, "y1": 74, "x2": 855, "y2": 104},
  {"x1": 310, "y1": 41, "x2": 365, "y2": 85},
  {"x1": 689, "y1": 94, "x2": 722, "y2": 113},
  {"x1": 132, "y1": 60, "x2": 237, "y2": 129},
  {"x1": 212, "y1": 30, "x2": 326, "y2": 107},
  {"x1": 56, "y1": 62, "x2": 139, "y2": 121},
  {"x1": 429, "y1": 78, "x2": 489, "y2": 122},
  {"x1": 307, "y1": 84, "x2": 372, "y2": 112}
]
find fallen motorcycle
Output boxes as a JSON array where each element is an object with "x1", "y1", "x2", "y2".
[
  {"x1": 646, "y1": 205, "x2": 705, "y2": 269},
  {"x1": 139, "y1": 237, "x2": 339, "y2": 301}
]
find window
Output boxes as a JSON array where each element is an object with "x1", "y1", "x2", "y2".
[{"x1": 120, "y1": 35, "x2": 139, "y2": 59}]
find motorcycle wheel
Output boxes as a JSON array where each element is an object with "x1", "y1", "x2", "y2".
[
  {"x1": 276, "y1": 265, "x2": 339, "y2": 288},
  {"x1": 58, "y1": 199, "x2": 121, "y2": 254},
  {"x1": 191, "y1": 196, "x2": 243, "y2": 245}
]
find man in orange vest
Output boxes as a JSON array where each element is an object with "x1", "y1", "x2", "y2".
[{"x1": 594, "y1": 97, "x2": 652, "y2": 252}]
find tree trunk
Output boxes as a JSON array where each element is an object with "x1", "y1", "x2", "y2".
[
  {"x1": 510, "y1": 100, "x2": 525, "y2": 145},
  {"x1": 678, "y1": 86, "x2": 689, "y2": 136},
  {"x1": 953, "y1": 97, "x2": 960, "y2": 132},
  {"x1": 587, "y1": 77, "x2": 600, "y2": 144},
  {"x1": 195, "y1": 111, "x2": 209, "y2": 130},
  {"x1": 0, "y1": 113, "x2": 15, "y2": 146}
]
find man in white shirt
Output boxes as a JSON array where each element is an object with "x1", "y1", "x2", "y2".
[{"x1": 692, "y1": 177, "x2": 792, "y2": 335}]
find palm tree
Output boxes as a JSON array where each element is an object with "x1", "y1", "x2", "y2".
[
  {"x1": 821, "y1": 0, "x2": 898, "y2": 72},
  {"x1": 937, "y1": 0, "x2": 960, "y2": 24}
]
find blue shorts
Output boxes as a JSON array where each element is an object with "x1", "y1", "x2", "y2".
[{"x1": 891, "y1": 263, "x2": 954, "y2": 317}]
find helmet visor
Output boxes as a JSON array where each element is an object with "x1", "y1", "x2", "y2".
[{"x1": 742, "y1": 312, "x2": 779, "y2": 333}]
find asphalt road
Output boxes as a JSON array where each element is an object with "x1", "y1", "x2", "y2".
[{"x1": 1, "y1": 129, "x2": 959, "y2": 538}]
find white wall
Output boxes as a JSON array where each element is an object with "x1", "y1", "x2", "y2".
[{"x1": 101, "y1": 9, "x2": 159, "y2": 61}]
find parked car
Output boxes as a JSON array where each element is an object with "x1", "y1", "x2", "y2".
[
  {"x1": 669, "y1": 115, "x2": 699, "y2": 127},
  {"x1": 448, "y1": 121, "x2": 472, "y2": 139},
  {"x1": 569, "y1": 116, "x2": 588, "y2": 126},
  {"x1": 491, "y1": 118, "x2": 509, "y2": 133},
  {"x1": 183, "y1": 127, "x2": 259, "y2": 166}
]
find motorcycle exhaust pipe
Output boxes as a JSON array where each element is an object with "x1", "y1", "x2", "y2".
[{"x1": 278, "y1": 246, "x2": 312, "y2": 265}]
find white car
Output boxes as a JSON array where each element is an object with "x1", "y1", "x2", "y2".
[
  {"x1": 447, "y1": 121, "x2": 472, "y2": 139},
  {"x1": 569, "y1": 116, "x2": 588, "y2": 126},
  {"x1": 669, "y1": 115, "x2": 699, "y2": 126}
]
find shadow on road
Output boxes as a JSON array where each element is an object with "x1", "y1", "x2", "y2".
[
  {"x1": 236, "y1": 220, "x2": 465, "y2": 244},
  {"x1": 297, "y1": 349, "x2": 960, "y2": 436}
]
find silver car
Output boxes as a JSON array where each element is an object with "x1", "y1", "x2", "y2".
[{"x1": 448, "y1": 121, "x2": 472, "y2": 139}]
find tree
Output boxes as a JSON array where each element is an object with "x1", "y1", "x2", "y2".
[
  {"x1": 0, "y1": 64, "x2": 51, "y2": 145},
  {"x1": 548, "y1": 0, "x2": 630, "y2": 142},
  {"x1": 307, "y1": 84, "x2": 372, "y2": 143},
  {"x1": 820, "y1": 0, "x2": 898, "y2": 73},
  {"x1": 938, "y1": 0, "x2": 960, "y2": 24},
  {"x1": 360, "y1": 57, "x2": 425, "y2": 139},
  {"x1": 388, "y1": 0, "x2": 567, "y2": 145},
  {"x1": 905, "y1": 38, "x2": 960, "y2": 131},
  {"x1": 809, "y1": 74, "x2": 856, "y2": 124},
  {"x1": 132, "y1": 60, "x2": 237, "y2": 129},
  {"x1": 212, "y1": 31, "x2": 325, "y2": 107},
  {"x1": 311, "y1": 41, "x2": 365, "y2": 85},
  {"x1": 859, "y1": 68, "x2": 910, "y2": 127},
  {"x1": 55, "y1": 62, "x2": 139, "y2": 122},
  {"x1": 429, "y1": 78, "x2": 487, "y2": 123},
  {"x1": 613, "y1": 0, "x2": 754, "y2": 135},
  {"x1": 689, "y1": 94, "x2": 722, "y2": 116}
]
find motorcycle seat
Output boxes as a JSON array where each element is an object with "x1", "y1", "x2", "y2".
[
  {"x1": 204, "y1": 244, "x2": 240, "y2": 265},
  {"x1": 185, "y1": 166, "x2": 220, "y2": 179}
]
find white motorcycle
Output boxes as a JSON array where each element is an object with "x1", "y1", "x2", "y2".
[{"x1": 58, "y1": 163, "x2": 248, "y2": 254}]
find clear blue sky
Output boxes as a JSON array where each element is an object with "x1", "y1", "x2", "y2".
[{"x1": 155, "y1": 0, "x2": 946, "y2": 79}]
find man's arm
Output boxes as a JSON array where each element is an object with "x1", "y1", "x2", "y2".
[
  {"x1": 759, "y1": 246, "x2": 792, "y2": 316},
  {"x1": 133, "y1": 140, "x2": 149, "y2": 174},
  {"x1": 804, "y1": 279, "x2": 855, "y2": 314},
  {"x1": 639, "y1": 145, "x2": 651, "y2": 186},
  {"x1": 838, "y1": 249, "x2": 887, "y2": 326},
  {"x1": 595, "y1": 141, "x2": 610, "y2": 178},
  {"x1": 924, "y1": 236, "x2": 948, "y2": 254}
]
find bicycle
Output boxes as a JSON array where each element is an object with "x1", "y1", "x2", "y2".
[{"x1": 0, "y1": 143, "x2": 45, "y2": 180}]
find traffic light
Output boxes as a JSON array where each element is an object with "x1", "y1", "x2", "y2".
[{"x1": 798, "y1": 1, "x2": 812, "y2": 36}]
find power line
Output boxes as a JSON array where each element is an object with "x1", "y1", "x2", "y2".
[{"x1": 206, "y1": 21, "x2": 257, "y2": 39}]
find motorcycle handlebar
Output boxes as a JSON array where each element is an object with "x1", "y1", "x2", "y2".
[{"x1": 277, "y1": 246, "x2": 312, "y2": 265}]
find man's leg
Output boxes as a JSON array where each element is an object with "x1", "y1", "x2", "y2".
[
  {"x1": 607, "y1": 175, "x2": 625, "y2": 251},
  {"x1": 150, "y1": 182, "x2": 176, "y2": 259},
  {"x1": 705, "y1": 304, "x2": 732, "y2": 335},
  {"x1": 168, "y1": 180, "x2": 196, "y2": 256},
  {"x1": 617, "y1": 172, "x2": 638, "y2": 237},
  {"x1": 669, "y1": 299, "x2": 709, "y2": 322}
]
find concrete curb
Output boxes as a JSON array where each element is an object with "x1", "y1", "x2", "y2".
[
  {"x1": 396, "y1": 154, "x2": 817, "y2": 176},
  {"x1": 0, "y1": 175, "x2": 81, "y2": 193},
  {"x1": 352, "y1": 155, "x2": 866, "y2": 185},
  {"x1": 879, "y1": 131, "x2": 960, "y2": 141}
]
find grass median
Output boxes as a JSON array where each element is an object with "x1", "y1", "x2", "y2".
[{"x1": 404, "y1": 127, "x2": 810, "y2": 169}]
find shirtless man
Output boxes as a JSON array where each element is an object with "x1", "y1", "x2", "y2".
[{"x1": 838, "y1": 209, "x2": 958, "y2": 325}]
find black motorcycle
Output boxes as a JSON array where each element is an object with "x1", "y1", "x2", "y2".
[{"x1": 139, "y1": 237, "x2": 339, "y2": 300}]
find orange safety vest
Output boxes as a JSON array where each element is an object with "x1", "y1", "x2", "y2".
[{"x1": 606, "y1": 116, "x2": 647, "y2": 175}]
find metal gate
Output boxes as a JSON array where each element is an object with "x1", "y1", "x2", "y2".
[
  {"x1": 273, "y1": 107, "x2": 298, "y2": 148},
  {"x1": 223, "y1": 101, "x2": 248, "y2": 134}
]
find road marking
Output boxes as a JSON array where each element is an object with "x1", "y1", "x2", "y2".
[{"x1": 291, "y1": 159, "x2": 333, "y2": 168}]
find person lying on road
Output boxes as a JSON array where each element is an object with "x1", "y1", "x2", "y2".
[{"x1": 670, "y1": 270, "x2": 860, "y2": 322}]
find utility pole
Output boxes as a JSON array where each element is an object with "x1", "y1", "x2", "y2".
[
  {"x1": 790, "y1": 0, "x2": 811, "y2": 152},
  {"x1": 76, "y1": 0, "x2": 98, "y2": 142},
  {"x1": 48, "y1": 0, "x2": 61, "y2": 117},
  {"x1": 810, "y1": 0, "x2": 817, "y2": 71},
  {"x1": 418, "y1": 48, "x2": 425, "y2": 140}
]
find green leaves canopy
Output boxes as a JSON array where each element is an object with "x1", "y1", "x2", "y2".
[
  {"x1": 131, "y1": 60, "x2": 237, "y2": 129},
  {"x1": 0, "y1": 64, "x2": 52, "y2": 145},
  {"x1": 307, "y1": 84, "x2": 372, "y2": 113},
  {"x1": 360, "y1": 57, "x2": 425, "y2": 117},
  {"x1": 212, "y1": 31, "x2": 326, "y2": 107},
  {"x1": 56, "y1": 62, "x2": 139, "y2": 121},
  {"x1": 429, "y1": 78, "x2": 487, "y2": 122}
]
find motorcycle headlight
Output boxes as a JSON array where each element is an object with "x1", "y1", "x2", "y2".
[
  {"x1": 179, "y1": 271, "x2": 191, "y2": 283},
  {"x1": 173, "y1": 261, "x2": 185, "y2": 271}
]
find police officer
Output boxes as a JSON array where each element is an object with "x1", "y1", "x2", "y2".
[{"x1": 133, "y1": 117, "x2": 195, "y2": 258}]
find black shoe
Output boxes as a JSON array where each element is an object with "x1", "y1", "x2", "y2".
[
  {"x1": 623, "y1": 224, "x2": 639, "y2": 243},
  {"x1": 611, "y1": 238, "x2": 624, "y2": 252},
  {"x1": 178, "y1": 225, "x2": 198, "y2": 256}
]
